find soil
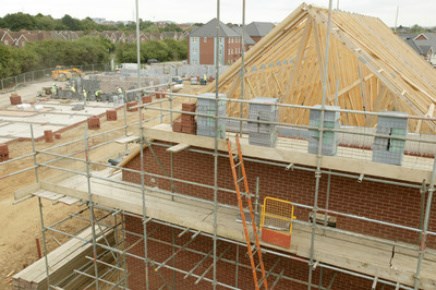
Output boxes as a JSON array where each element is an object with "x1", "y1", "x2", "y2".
[{"x1": 0, "y1": 80, "x2": 205, "y2": 288}]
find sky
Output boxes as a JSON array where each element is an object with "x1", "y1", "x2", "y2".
[{"x1": 0, "y1": 0, "x2": 435, "y2": 27}]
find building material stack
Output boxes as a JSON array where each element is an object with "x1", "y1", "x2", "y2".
[
  {"x1": 106, "y1": 109, "x2": 117, "y2": 121},
  {"x1": 172, "y1": 103, "x2": 197, "y2": 134},
  {"x1": 127, "y1": 101, "x2": 138, "y2": 112},
  {"x1": 87, "y1": 116, "x2": 100, "y2": 130},
  {"x1": 196, "y1": 93, "x2": 227, "y2": 139},
  {"x1": 142, "y1": 95, "x2": 152, "y2": 104},
  {"x1": 0, "y1": 144, "x2": 9, "y2": 162},
  {"x1": 181, "y1": 102, "x2": 197, "y2": 134},
  {"x1": 308, "y1": 105, "x2": 340, "y2": 156},
  {"x1": 44, "y1": 130, "x2": 54, "y2": 143},
  {"x1": 172, "y1": 116, "x2": 182, "y2": 133},
  {"x1": 82, "y1": 79, "x2": 101, "y2": 99},
  {"x1": 372, "y1": 112, "x2": 408, "y2": 165},
  {"x1": 247, "y1": 98, "x2": 278, "y2": 147},
  {"x1": 10, "y1": 94, "x2": 22, "y2": 105}
]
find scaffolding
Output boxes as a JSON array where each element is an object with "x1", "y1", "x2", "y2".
[
  {"x1": 3, "y1": 2, "x2": 436, "y2": 290},
  {"x1": 3, "y1": 81, "x2": 436, "y2": 289}
]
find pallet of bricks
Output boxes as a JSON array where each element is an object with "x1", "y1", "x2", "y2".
[
  {"x1": 0, "y1": 144, "x2": 9, "y2": 162},
  {"x1": 247, "y1": 97, "x2": 278, "y2": 147},
  {"x1": 196, "y1": 93, "x2": 227, "y2": 138},
  {"x1": 10, "y1": 94, "x2": 22, "y2": 105},
  {"x1": 172, "y1": 102, "x2": 197, "y2": 134}
]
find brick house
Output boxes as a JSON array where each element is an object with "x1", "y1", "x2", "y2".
[
  {"x1": 413, "y1": 33, "x2": 436, "y2": 67},
  {"x1": 119, "y1": 134, "x2": 436, "y2": 290},
  {"x1": 0, "y1": 29, "x2": 15, "y2": 46},
  {"x1": 231, "y1": 26, "x2": 256, "y2": 51},
  {"x1": 188, "y1": 18, "x2": 241, "y2": 65},
  {"x1": 245, "y1": 22, "x2": 275, "y2": 43}
]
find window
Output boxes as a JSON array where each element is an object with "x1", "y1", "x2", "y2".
[{"x1": 203, "y1": 37, "x2": 207, "y2": 43}]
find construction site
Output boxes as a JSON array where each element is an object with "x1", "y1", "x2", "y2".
[{"x1": 1, "y1": 2, "x2": 436, "y2": 290}]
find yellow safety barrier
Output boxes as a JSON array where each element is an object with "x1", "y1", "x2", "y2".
[{"x1": 260, "y1": 197, "x2": 296, "y2": 248}]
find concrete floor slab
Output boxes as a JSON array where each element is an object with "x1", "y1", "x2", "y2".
[{"x1": 0, "y1": 123, "x2": 63, "y2": 139}]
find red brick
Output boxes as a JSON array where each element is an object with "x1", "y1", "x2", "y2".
[
  {"x1": 10, "y1": 94, "x2": 22, "y2": 105},
  {"x1": 106, "y1": 109, "x2": 117, "y2": 121},
  {"x1": 127, "y1": 101, "x2": 139, "y2": 111},
  {"x1": 44, "y1": 130, "x2": 53, "y2": 143},
  {"x1": 87, "y1": 116, "x2": 100, "y2": 130}
]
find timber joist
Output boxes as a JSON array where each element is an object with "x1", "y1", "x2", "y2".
[{"x1": 203, "y1": 3, "x2": 436, "y2": 133}]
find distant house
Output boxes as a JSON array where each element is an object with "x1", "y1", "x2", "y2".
[
  {"x1": 0, "y1": 29, "x2": 15, "y2": 46},
  {"x1": 188, "y1": 18, "x2": 241, "y2": 65},
  {"x1": 231, "y1": 26, "x2": 256, "y2": 51},
  {"x1": 13, "y1": 34, "x2": 29, "y2": 47},
  {"x1": 413, "y1": 33, "x2": 436, "y2": 67},
  {"x1": 245, "y1": 22, "x2": 275, "y2": 43},
  {"x1": 399, "y1": 34, "x2": 423, "y2": 55}
]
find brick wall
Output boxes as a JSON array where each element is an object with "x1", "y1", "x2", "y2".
[
  {"x1": 122, "y1": 143, "x2": 436, "y2": 289},
  {"x1": 225, "y1": 37, "x2": 241, "y2": 64},
  {"x1": 123, "y1": 144, "x2": 436, "y2": 247},
  {"x1": 125, "y1": 215, "x2": 394, "y2": 290},
  {"x1": 200, "y1": 37, "x2": 215, "y2": 65}
]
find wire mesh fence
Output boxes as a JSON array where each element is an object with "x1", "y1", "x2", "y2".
[{"x1": 0, "y1": 63, "x2": 111, "y2": 92}]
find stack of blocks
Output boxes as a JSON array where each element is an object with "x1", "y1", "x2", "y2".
[
  {"x1": 181, "y1": 103, "x2": 197, "y2": 134},
  {"x1": 172, "y1": 116, "x2": 182, "y2": 132},
  {"x1": 308, "y1": 105, "x2": 340, "y2": 156},
  {"x1": 196, "y1": 93, "x2": 227, "y2": 139},
  {"x1": 106, "y1": 109, "x2": 117, "y2": 121},
  {"x1": 10, "y1": 94, "x2": 22, "y2": 105},
  {"x1": 247, "y1": 98, "x2": 278, "y2": 147},
  {"x1": 142, "y1": 95, "x2": 152, "y2": 104},
  {"x1": 372, "y1": 112, "x2": 408, "y2": 166},
  {"x1": 44, "y1": 130, "x2": 54, "y2": 143},
  {"x1": 0, "y1": 144, "x2": 9, "y2": 162},
  {"x1": 127, "y1": 101, "x2": 138, "y2": 112},
  {"x1": 87, "y1": 116, "x2": 100, "y2": 130}
]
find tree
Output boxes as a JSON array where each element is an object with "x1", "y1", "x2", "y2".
[
  {"x1": 61, "y1": 14, "x2": 81, "y2": 31},
  {"x1": 0, "y1": 44, "x2": 20, "y2": 78},
  {"x1": 2, "y1": 13, "x2": 36, "y2": 31},
  {"x1": 164, "y1": 39, "x2": 187, "y2": 60},
  {"x1": 34, "y1": 14, "x2": 58, "y2": 30},
  {"x1": 80, "y1": 17, "x2": 98, "y2": 32}
]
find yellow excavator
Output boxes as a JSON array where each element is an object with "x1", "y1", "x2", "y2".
[{"x1": 51, "y1": 66, "x2": 83, "y2": 81}]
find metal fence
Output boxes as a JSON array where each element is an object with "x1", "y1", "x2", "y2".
[{"x1": 0, "y1": 63, "x2": 111, "y2": 92}]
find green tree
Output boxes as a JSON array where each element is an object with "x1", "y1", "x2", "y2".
[
  {"x1": 164, "y1": 39, "x2": 187, "y2": 60},
  {"x1": 61, "y1": 14, "x2": 81, "y2": 31},
  {"x1": 0, "y1": 44, "x2": 20, "y2": 78},
  {"x1": 2, "y1": 13, "x2": 36, "y2": 31},
  {"x1": 80, "y1": 17, "x2": 98, "y2": 32},
  {"x1": 34, "y1": 14, "x2": 58, "y2": 30}
]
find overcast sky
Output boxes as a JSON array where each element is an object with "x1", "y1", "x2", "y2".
[{"x1": 1, "y1": 1, "x2": 435, "y2": 27}]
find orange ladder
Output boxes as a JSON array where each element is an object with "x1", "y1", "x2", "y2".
[{"x1": 227, "y1": 135, "x2": 268, "y2": 290}]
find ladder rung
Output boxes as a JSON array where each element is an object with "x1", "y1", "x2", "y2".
[
  {"x1": 237, "y1": 176, "x2": 245, "y2": 183},
  {"x1": 232, "y1": 162, "x2": 242, "y2": 169},
  {"x1": 258, "y1": 277, "x2": 266, "y2": 289},
  {"x1": 251, "y1": 244, "x2": 258, "y2": 255},
  {"x1": 241, "y1": 192, "x2": 254, "y2": 198}
]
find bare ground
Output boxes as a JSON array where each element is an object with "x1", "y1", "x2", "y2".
[{"x1": 0, "y1": 81, "x2": 204, "y2": 288}]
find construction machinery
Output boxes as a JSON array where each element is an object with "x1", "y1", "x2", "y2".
[{"x1": 51, "y1": 66, "x2": 83, "y2": 81}]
